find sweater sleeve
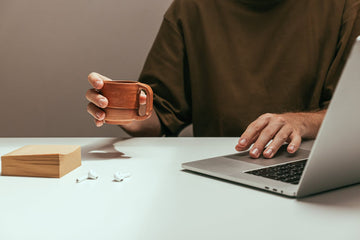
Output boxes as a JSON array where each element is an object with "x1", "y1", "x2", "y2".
[{"x1": 138, "y1": 14, "x2": 191, "y2": 136}]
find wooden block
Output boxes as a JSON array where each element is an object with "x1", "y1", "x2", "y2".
[{"x1": 1, "y1": 145, "x2": 81, "y2": 178}]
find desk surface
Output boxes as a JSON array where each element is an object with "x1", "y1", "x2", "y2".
[{"x1": 0, "y1": 137, "x2": 359, "y2": 240}]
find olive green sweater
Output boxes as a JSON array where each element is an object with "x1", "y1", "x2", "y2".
[{"x1": 139, "y1": 0, "x2": 360, "y2": 136}]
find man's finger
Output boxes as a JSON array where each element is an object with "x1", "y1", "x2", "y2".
[
  {"x1": 235, "y1": 132, "x2": 260, "y2": 151},
  {"x1": 87, "y1": 102, "x2": 106, "y2": 121},
  {"x1": 88, "y1": 72, "x2": 112, "y2": 89},
  {"x1": 262, "y1": 126, "x2": 293, "y2": 158},
  {"x1": 236, "y1": 115, "x2": 271, "y2": 150},
  {"x1": 95, "y1": 118, "x2": 105, "y2": 127},
  {"x1": 287, "y1": 132, "x2": 302, "y2": 154},
  {"x1": 85, "y1": 89, "x2": 108, "y2": 108},
  {"x1": 249, "y1": 121, "x2": 284, "y2": 158},
  {"x1": 139, "y1": 90, "x2": 147, "y2": 105}
]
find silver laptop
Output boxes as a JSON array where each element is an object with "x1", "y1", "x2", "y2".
[{"x1": 182, "y1": 36, "x2": 360, "y2": 198}]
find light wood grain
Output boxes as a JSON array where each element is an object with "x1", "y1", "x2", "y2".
[{"x1": 1, "y1": 145, "x2": 81, "y2": 178}]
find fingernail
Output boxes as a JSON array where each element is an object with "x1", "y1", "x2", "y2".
[
  {"x1": 96, "y1": 112, "x2": 103, "y2": 120},
  {"x1": 96, "y1": 121, "x2": 102, "y2": 127},
  {"x1": 289, "y1": 144, "x2": 295, "y2": 152},
  {"x1": 99, "y1": 98, "x2": 106, "y2": 108},
  {"x1": 239, "y1": 138, "x2": 247, "y2": 146},
  {"x1": 94, "y1": 78, "x2": 102, "y2": 88},
  {"x1": 251, "y1": 148, "x2": 259, "y2": 156},
  {"x1": 265, "y1": 147, "x2": 273, "y2": 156}
]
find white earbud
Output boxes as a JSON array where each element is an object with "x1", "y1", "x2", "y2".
[
  {"x1": 87, "y1": 170, "x2": 99, "y2": 180},
  {"x1": 113, "y1": 172, "x2": 131, "y2": 182},
  {"x1": 76, "y1": 170, "x2": 99, "y2": 183}
]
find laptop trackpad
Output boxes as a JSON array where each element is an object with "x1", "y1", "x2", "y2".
[{"x1": 225, "y1": 145, "x2": 310, "y2": 167}]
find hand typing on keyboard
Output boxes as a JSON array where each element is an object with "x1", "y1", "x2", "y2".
[{"x1": 235, "y1": 111, "x2": 326, "y2": 159}]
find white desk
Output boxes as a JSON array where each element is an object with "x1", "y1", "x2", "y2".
[{"x1": 0, "y1": 138, "x2": 359, "y2": 240}]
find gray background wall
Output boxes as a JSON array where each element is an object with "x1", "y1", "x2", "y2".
[{"x1": 0, "y1": 0, "x2": 191, "y2": 137}]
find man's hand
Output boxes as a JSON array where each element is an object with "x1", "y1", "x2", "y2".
[
  {"x1": 86, "y1": 72, "x2": 110, "y2": 127},
  {"x1": 86, "y1": 72, "x2": 162, "y2": 136},
  {"x1": 235, "y1": 111, "x2": 326, "y2": 159},
  {"x1": 86, "y1": 72, "x2": 147, "y2": 127}
]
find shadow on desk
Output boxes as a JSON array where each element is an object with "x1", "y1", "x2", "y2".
[
  {"x1": 81, "y1": 138, "x2": 131, "y2": 161},
  {"x1": 182, "y1": 169, "x2": 292, "y2": 199},
  {"x1": 297, "y1": 184, "x2": 360, "y2": 209},
  {"x1": 183, "y1": 170, "x2": 360, "y2": 209}
]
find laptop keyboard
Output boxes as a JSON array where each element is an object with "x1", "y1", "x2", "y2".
[{"x1": 245, "y1": 159, "x2": 307, "y2": 185}]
